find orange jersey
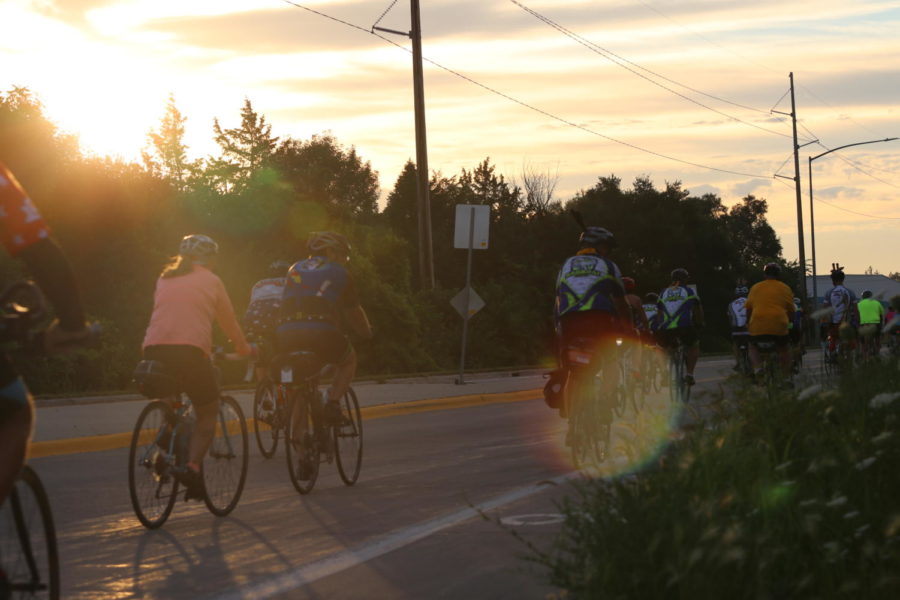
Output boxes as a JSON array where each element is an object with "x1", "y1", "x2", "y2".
[
  {"x1": 745, "y1": 279, "x2": 794, "y2": 336},
  {"x1": 0, "y1": 161, "x2": 51, "y2": 256}
]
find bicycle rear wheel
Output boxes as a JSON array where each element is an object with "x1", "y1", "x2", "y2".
[
  {"x1": 128, "y1": 400, "x2": 178, "y2": 529},
  {"x1": 334, "y1": 388, "x2": 363, "y2": 486},
  {"x1": 203, "y1": 395, "x2": 249, "y2": 517},
  {"x1": 569, "y1": 370, "x2": 609, "y2": 469},
  {"x1": 286, "y1": 389, "x2": 320, "y2": 494},
  {"x1": 253, "y1": 379, "x2": 280, "y2": 458},
  {"x1": 0, "y1": 465, "x2": 59, "y2": 599}
]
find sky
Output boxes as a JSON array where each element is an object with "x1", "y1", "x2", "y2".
[{"x1": 1, "y1": 0, "x2": 898, "y2": 276}]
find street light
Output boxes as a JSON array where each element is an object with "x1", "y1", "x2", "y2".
[{"x1": 807, "y1": 137, "x2": 898, "y2": 306}]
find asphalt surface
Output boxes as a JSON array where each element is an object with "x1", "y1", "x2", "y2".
[{"x1": 24, "y1": 356, "x2": 775, "y2": 599}]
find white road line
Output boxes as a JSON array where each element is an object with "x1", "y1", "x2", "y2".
[{"x1": 208, "y1": 472, "x2": 577, "y2": 600}]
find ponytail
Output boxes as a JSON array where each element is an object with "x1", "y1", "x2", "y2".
[{"x1": 160, "y1": 255, "x2": 195, "y2": 279}]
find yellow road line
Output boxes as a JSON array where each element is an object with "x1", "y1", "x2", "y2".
[{"x1": 29, "y1": 388, "x2": 542, "y2": 459}]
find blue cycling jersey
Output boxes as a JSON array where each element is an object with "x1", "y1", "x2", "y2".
[
  {"x1": 657, "y1": 285, "x2": 700, "y2": 330},
  {"x1": 555, "y1": 252, "x2": 624, "y2": 318}
]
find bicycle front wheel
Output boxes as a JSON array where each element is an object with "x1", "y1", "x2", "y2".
[
  {"x1": 285, "y1": 390, "x2": 320, "y2": 494},
  {"x1": 203, "y1": 396, "x2": 249, "y2": 517},
  {"x1": 253, "y1": 379, "x2": 280, "y2": 458},
  {"x1": 334, "y1": 388, "x2": 363, "y2": 486},
  {"x1": 0, "y1": 466, "x2": 59, "y2": 600},
  {"x1": 128, "y1": 400, "x2": 178, "y2": 529}
]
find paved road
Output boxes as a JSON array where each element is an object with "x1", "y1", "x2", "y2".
[{"x1": 26, "y1": 356, "x2": 766, "y2": 599}]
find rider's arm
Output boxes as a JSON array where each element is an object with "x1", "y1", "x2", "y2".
[
  {"x1": 213, "y1": 278, "x2": 252, "y2": 355},
  {"x1": 17, "y1": 237, "x2": 87, "y2": 332},
  {"x1": 344, "y1": 305, "x2": 373, "y2": 340}
]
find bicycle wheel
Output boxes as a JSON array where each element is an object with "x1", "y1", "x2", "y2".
[
  {"x1": 128, "y1": 400, "x2": 179, "y2": 529},
  {"x1": 0, "y1": 466, "x2": 59, "y2": 599},
  {"x1": 253, "y1": 379, "x2": 279, "y2": 458},
  {"x1": 203, "y1": 395, "x2": 249, "y2": 517},
  {"x1": 613, "y1": 365, "x2": 628, "y2": 418},
  {"x1": 334, "y1": 388, "x2": 363, "y2": 486},
  {"x1": 285, "y1": 389, "x2": 320, "y2": 494},
  {"x1": 569, "y1": 370, "x2": 608, "y2": 469},
  {"x1": 668, "y1": 349, "x2": 682, "y2": 404}
]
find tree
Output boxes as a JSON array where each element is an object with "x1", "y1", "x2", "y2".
[
  {"x1": 517, "y1": 160, "x2": 559, "y2": 217},
  {"x1": 208, "y1": 98, "x2": 278, "y2": 192},
  {"x1": 144, "y1": 94, "x2": 195, "y2": 190}
]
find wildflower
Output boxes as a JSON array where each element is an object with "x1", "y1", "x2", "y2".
[
  {"x1": 826, "y1": 496, "x2": 848, "y2": 508},
  {"x1": 855, "y1": 457, "x2": 877, "y2": 471},
  {"x1": 872, "y1": 431, "x2": 893, "y2": 445},
  {"x1": 844, "y1": 511, "x2": 861, "y2": 520},
  {"x1": 855, "y1": 524, "x2": 871, "y2": 538},
  {"x1": 798, "y1": 384, "x2": 822, "y2": 401},
  {"x1": 869, "y1": 392, "x2": 900, "y2": 409},
  {"x1": 799, "y1": 499, "x2": 818, "y2": 509},
  {"x1": 774, "y1": 460, "x2": 792, "y2": 472}
]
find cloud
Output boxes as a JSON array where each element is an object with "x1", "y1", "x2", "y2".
[
  {"x1": 730, "y1": 178, "x2": 770, "y2": 197},
  {"x1": 818, "y1": 186, "x2": 865, "y2": 199}
]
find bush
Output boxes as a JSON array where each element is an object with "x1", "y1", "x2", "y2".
[{"x1": 530, "y1": 359, "x2": 900, "y2": 598}]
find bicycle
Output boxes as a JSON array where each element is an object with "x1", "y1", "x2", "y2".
[
  {"x1": 665, "y1": 336, "x2": 691, "y2": 404},
  {"x1": 614, "y1": 338, "x2": 642, "y2": 415},
  {"x1": 129, "y1": 353, "x2": 249, "y2": 529},
  {"x1": 734, "y1": 336, "x2": 753, "y2": 377},
  {"x1": 271, "y1": 351, "x2": 363, "y2": 494},
  {"x1": 252, "y1": 371, "x2": 290, "y2": 459},
  {"x1": 639, "y1": 341, "x2": 663, "y2": 397},
  {"x1": 563, "y1": 338, "x2": 612, "y2": 469},
  {"x1": 0, "y1": 280, "x2": 99, "y2": 600}
]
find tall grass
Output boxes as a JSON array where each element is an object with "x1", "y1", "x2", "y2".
[{"x1": 530, "y1": 358, "x2": 900, "y2": 599}]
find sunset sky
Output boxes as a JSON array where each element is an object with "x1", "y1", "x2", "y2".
[{"x1": 2, "y1": 0, "x2": 898, "y2": 276}]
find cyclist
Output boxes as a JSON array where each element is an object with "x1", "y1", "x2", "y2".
[
  {"x1": 622, "y1": 276, "x2": 649, "y2": 380},
  {"x1": 727, "y1": 285, "x2": 750, "y2": 372},
  {"x1": 277, "y1": 232, "x2": 373, "y2": 433},
  {"x1": 0, "y1": 161, "x2": 91, "y2": 506},
  {"x1": 554, "y1": 226, "x2": 630, "y2": 430},
  {"x1": 642, "y1": 292, "x2": 660, "y2": 334},
  {"x1": 655, "y1": 268, "x2": 704, "y2": 387},
  {"x1": 744, "y1": 263, "x2": 795, "y2": 381},
  {"x1": 857, "y1": 290, "x2": 885, "y2": 359},
  {"x1": 243, "y1": 260, "x2": 290, "y2": 382},
  {"x1": 788, "y1": 296, "x2": 805, "y2": 373},
  {"x1": 822, "y1": 266, "x2": 858, "y2": 360},
  {"x1": 141, "y1": 234, "x2": 253, "y2": 500}
]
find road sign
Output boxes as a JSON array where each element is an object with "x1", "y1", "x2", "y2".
[
  {"x1": 453, "y1": 205, "x2": 490, "y2": 249},
  {"x1": 450, "y1": 287, "x2": 485, "y2": 318}
]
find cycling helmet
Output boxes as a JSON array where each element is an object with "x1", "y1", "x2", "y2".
[
  {"x1": 734, "y1": 286, "x2": 749, "y2": 297},
  {"x1": 179, "y1": 234, "x2": 218, "y2": 260},
  {"x1": 764, "y1": 262, "x2": 781, "y2": 277},
  {"x1": 308, "y1": 231, "x2": 351, "y2": 256},
  {"x1": 268, "y1": 260, "x2": 291, "y2": 277},
  {"x1": 671, "y1": 268, "x2": 689, "y2": 282},
  {"x1": 644, "y1": 292, "x2": 659, "y2": 303},
  {"x1": 579, "y1": 226, "x2": 616, "y2": 249},
  {"x1": 622, "y1": 276, "x2": 636, "y2": 292},
  {"x1": 862, "y1": 290, "x2": 873, "y2": 299}
]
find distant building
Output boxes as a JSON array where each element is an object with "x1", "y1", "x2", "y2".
[{"x1": 806, "y1": 274, "x2": 900, "y2": 306}]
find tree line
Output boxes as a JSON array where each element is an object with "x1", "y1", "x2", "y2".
[{"x1": 0, "y1": 88, "x2": 792, "y2": 393}]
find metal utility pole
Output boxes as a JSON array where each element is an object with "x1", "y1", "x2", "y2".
[
  {"x1": 373, "y1": 1, "x2": 435, "y2": 289},
  {"x1": 772, "y1": 73, "x2": 810, "y2": 302}
]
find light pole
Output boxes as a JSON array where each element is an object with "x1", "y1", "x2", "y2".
[{"x1": 807, "y1": 137, "x2": 898, "y2": 307}]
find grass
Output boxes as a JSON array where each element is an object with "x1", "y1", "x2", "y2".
[{"x1": 527, "y1": 356, "x2": 900, "y2": 599}]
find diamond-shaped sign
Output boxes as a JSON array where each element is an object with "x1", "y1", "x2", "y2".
[{"x1": 450, "y1": 287, "x2": 485, "y2": 318}]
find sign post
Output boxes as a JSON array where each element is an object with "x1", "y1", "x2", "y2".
[{"x1": 452, "y1": 205, "x2": 489, "y2": 384}]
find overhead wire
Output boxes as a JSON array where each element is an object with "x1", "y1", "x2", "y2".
[
  {"x1": 372, "y1": 0, "x2": 400, "y2": 31},
  {"x1": 800, "y1": 124, "x2": 900, "y2": 189},
  {"x1": 508, "y1": 0, "x2": 803, "y2": 142},
  {"x1": 276, "y1": 0, "x2": 772, "y2": 179}
]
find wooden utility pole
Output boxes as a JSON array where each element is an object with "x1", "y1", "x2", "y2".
[{"x1": 410, "y1": 0, "x2": 434, "y2": 289}]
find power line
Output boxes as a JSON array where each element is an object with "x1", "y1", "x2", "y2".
[
  {"x1": 800, "y1": 124, "x2": 900, "y2": 189},
  {"x1": 508, "y1": 0, "x2": 805, "y2": 142},
  {"x1": 276, "y1": 0, "x2": 771, "y2": 179},
  {"x1": 813, "y1": 196, "x2": 900, "y2": 221},
  {"x1": 372, "y1": 0, "x2": 400, "y2": 31}
]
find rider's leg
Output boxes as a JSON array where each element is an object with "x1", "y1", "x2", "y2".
[
  {"x1": 327, "y1": 346, "x2": 356, "y2": 405},
  {"x1": 0, "y1": 380, "x2": 32, "y2": 504},
  {"x1": 749, "y1": 339, "x2": 762, "y2": 372},
  {"x1": 187, "y1": 399, "x2": 217, "y2": 470},
  {"x1": 686, "y1": 343, "x2": 700, "y2": 376}
]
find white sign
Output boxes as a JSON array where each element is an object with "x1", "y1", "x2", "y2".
[
  {"x1": 450, "y1": 287, "x2": 485, "y2": 318},
  {"x1": 453, "y1": 204, "x2": 490, "y2": 250}
]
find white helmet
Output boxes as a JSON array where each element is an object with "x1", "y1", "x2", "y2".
[
  {"x1": 179, "y1": 234, "x2": 219, "y2": 261},
  {"x1": 307, "y1": 231, "x2": 351, "y2": 255}
]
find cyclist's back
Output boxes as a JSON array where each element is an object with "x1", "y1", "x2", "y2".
[
  {"x1": 277, "y1": 232, "x2": 372, "y2": 425},
  {"x1": 822, "y1": 266, "x2": 858, "y2": 349},
  {"x1": 655, "y1": 268, "x2": 703, "y2": 385}
]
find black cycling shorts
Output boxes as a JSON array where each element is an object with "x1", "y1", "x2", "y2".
[
  {"x1": 276, "y1": 327, "x2": 352, "y2": 366},
  {"x1": 143, "y1": 345, "x2": 219, "y2": 407},
  {"x1": 655, "y1": 327, "x2": 699, "y2": 348},
  {"x1": 750, "y1": 334, "x2": 790, "y2": 348}
]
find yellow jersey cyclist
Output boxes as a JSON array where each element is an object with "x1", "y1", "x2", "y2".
[
  {"x1": 744, "y1": 263, "x2": 795, "y2": 381},
  {"x1": 0, "y1": 160, "x2": 91, "y2": 506},
  {"x1": 141, "y1": 234, "x2": 253, "y2": 500},
  {"x1": 554, "y1": 226, "x2": 631, "y2": 428},
  {"x1": 276, "y1": 232, "x2": 373, "y2": 441},
  {"x1": 857, "y1": 290, "x2": 885, "y2": 358},
  {"x1": 655, "y1": 268, "x2": 704, "y2": 387}
]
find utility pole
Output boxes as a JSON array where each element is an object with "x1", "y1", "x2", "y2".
[
  {"x1": 373, "y1": 1, "x2": 435, "y2": 289},
  {"x1": 772, "y1": 73, "x2": 810, "y2": 302}
]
